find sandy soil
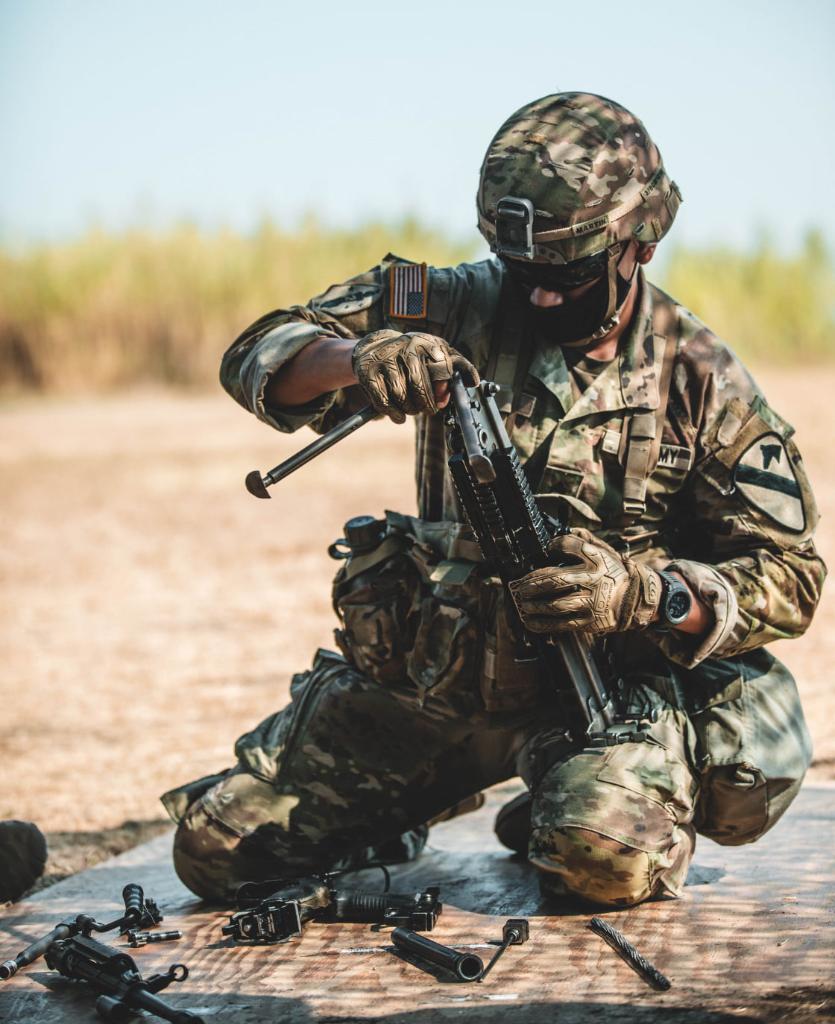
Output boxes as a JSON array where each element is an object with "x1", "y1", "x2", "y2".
[{"x1": 1, "y1": 368, "x2": 833, "y2": 884}]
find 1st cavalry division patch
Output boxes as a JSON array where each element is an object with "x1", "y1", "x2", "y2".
[
  {"x1": 389, "y1": 262, "x2": 427, "y2": 319},
  {"x1": 733, "y1": 432, "x2": 805, "y2": 532}
]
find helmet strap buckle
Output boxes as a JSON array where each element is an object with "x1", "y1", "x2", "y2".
[{"x1": 591, "y1": 313, "x2": 620, "y2": 341}]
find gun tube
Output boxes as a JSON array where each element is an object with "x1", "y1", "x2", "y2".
[
  {"x1": 391, "y1": 928, "x2": 483, "y2": 981},
  {"x1": 247, "y1": 406, "x2": 377, "y2": 497},
  {"x1": 0, "y1": 922, "x2": 75, "y2": 979},
  {"x1": 448, "y1": 375, "x2": 616, "y2": 735}
]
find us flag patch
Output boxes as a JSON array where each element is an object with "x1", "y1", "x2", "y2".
[{"x1": 389, "y1": 262, "x2": 427, "y2": 319}]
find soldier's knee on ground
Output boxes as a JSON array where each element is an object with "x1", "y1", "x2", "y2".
[
  {"x1": 531, "y1": 822, "x2": 695, "y2": 907},
  {"x1": 173, "y1": 803, "x2": 241, "y2": 902},
  {"x1": 527, "y1": 716, "x2": 698, "y2": 907},
  {"x1": 171, "y1": 769, "x2": 302, "y2": 903}
]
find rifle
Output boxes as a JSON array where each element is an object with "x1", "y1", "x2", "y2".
[
  {"x1": 244, "y1": 374, "x2": 627, "y2": 740},
  {"x1": 222, "y1": 875, "x2": 442, "y2": 944},
  {"x1": 44, "y1": 934, "x2": 202, "y2": 1023},
  {"x1": 0, "y1": 883, "x2": 162, "y2": 981},
  {"x1": 445, "y1": 373, "x2": 621, "y2": 740}
]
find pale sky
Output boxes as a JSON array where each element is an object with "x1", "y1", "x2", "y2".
[{"x1": 1, "y1": 0, "x2": 833, "y2": 253}]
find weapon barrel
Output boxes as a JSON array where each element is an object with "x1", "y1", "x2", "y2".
[
  {"x1": 553, "y1": 633, "x2": 615, "y2": 729},
  {"x1": 0, "y1": 923, "x2": 74, "y2": 979},
  {"x1": 391, "y1": 927, "x2": 483, "y2": 981}
]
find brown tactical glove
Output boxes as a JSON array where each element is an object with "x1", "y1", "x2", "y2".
[
  {"x1": 351, "y1": 330, "x2": 479, "y2": 424},
  {"x1": 508, "y1": 529, "x2": 664, "y2": 637}
]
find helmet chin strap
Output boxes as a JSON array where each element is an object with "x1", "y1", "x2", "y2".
[{"x1": 557, "y1": 242, "x2": 636, "y2": 349}]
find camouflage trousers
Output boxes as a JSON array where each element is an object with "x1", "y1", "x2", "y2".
[
  {"x1": 163, "y1": 640, "x2": 811, "y2": 907},
  {"x1": 163, "y1": 516, "x2": 811, "y2": 906}
]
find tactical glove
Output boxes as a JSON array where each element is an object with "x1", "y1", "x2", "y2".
[
  {"x1": 508, "y1": 529, "x2": 664, "y2": 637},
  {"x1": 351, "y1": 330, "x2": 479, "y2": 424}
]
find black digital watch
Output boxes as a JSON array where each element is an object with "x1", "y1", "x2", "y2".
[{"x1": 657, "y1": 570, "x2": 692, "y2": 627}]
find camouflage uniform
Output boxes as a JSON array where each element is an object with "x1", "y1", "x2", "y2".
[
  {"x1": 163, "y1": 256, "x2": 823, "y2": 905},
  {"x1": 163, "y1": 95, "x2": 824, "y2": 907}
]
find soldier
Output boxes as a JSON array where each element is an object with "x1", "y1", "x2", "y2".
[{"x1": 162, "y1": 93, "x2": 825, "y2": 907}]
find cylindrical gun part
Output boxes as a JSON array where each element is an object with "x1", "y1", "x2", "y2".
[
  {"x1": 391, "y1": 927, "x2": 483, "y2": 982},
  {"x1": 122, "y1": 884, "x2": 145, "y2": 923},
  {"x1": 332, "y1": 890, "x2": 390, "y2": 921},
  {"x1": 95, "y1": 994, "x2": 132, "y2": 1022},
  {"x1": 131, "y1": 988, "x2": 206, "y2": 1024},
  {"x1": 248, "y1": 406, "x2": 377, "y2": 497},
  {"x1": 589, "y1": 917, "x2": 671, "y2": 991},
  {"x1": 0, "y1": 922, "x2": 74, "y2": 979},
  {"x1": 127, "y1": 930, "x2": 182, "y2": 947}
]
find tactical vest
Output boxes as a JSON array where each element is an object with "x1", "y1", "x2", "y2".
[{"x1": 483, "y1": 279, "x2": 679, "y2": 520}]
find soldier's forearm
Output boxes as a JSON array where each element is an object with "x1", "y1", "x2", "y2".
[{"x1": 266, "y1": 335, "x2": 357, "y2": 407}]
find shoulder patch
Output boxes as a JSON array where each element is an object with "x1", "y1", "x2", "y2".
[
  {"x1": 733, "y1": 433, "x2": 805, "y2": 532},
  {"x1": 311, "y1": 282, "x2": 382, "y2": 317},
  {"x1": 389, "y1": 263, "x2": 427, "y2": 319}
]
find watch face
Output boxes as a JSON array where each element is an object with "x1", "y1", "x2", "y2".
[{"x1": 666, "y1": 588, "x2": 691, "y2": 625}]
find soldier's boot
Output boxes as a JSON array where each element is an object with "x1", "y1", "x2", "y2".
[
  {"x1": 493, "y1": 791, "x2": 532, "y2": 855},
  {"x1": 0, "y1": 820, "x2": 48, "y2": 903}
]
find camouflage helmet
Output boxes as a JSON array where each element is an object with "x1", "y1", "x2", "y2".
[{"x1": 477, "y1": 93, "x2": 682, "y2": 265}]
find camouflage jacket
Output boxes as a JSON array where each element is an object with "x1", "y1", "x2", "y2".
[{"x1": 221, "y1": 255, "x2": 825, "y2": 669}]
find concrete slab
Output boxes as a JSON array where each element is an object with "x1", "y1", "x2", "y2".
[{"x1": 1, "y1": 783, "x2": 833, "y2": 1023}]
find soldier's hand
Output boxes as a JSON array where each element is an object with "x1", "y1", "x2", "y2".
[
  {"x1": 351, "y1": 330, "x2": 479, "y2": 424},
  {"x1": 508, "y1": 529, "x2": 663, "y2": 637}
]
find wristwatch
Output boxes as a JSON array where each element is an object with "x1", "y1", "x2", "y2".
[{"x1": 657, "y1": 570, "x2": 692, "y2": 627}]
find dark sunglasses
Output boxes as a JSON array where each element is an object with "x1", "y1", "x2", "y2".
[{"x1": 500, "y1": 250, "x2": 610, "y2": 292}]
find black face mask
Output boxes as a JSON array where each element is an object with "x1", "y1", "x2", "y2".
[{"x1": 521, "y1": 270, "x2": 632, "y2": 346}]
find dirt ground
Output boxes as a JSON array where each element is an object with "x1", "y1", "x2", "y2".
[{"x1": 1, "y1": 367, "x2": 833, "y2": 886}]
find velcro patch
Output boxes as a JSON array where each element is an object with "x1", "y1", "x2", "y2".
[
  {"x1": 733, "y1": 432, "x2": 805, "y2": 532},
  {"x1": 657, "y1": 444, "x2": 693, "y2": 472},
  {"x1": 389, "y1": 263, "x2": 427, "y2": 319}
]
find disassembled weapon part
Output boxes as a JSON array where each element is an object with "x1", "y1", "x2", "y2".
[
  {"x1": 478, "y1": 918, "x2": 530, "y2": 981},
  {"x1": 589, "y1": 916, "x2": 671, "y2": 991},
  {"x1": 391, "y1": 927, "x2": 484, "y2": 982},
  {"x1": 127, "y1": 929, "x2": 183, "y2": 948}
]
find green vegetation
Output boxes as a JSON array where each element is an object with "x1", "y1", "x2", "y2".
[
  {"x1": 662, "y1": 230, "x2": 834, "y2": 364},
  {"x1": 0, "y1": 222, "x2": 832, "y2": 394},
  {"x1": 0, "y1": 218, "x2": 476, "y2": 394}
]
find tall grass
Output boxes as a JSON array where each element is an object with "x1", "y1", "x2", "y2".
[
  {"x1": 0, "y1": 222, "x2": 832, "y2": 394},
  {"x1": 0, "y1": 218, "x2": 476, "y2": 394},
  {"x1": 662, "y1": 230, "x2": 834, "y2": 363}
]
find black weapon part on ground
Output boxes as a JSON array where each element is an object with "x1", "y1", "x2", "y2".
[
  {"x1": 223, "y1": 875, "x2": 331, "y2": 943},
  {"x1": 222, "y1": 878, "x2": 442, "y2": 944},
  {"x1": 246, "y1": 405, "x2": 377, "y2": 498},
  {"x1": 0, "y1": 882, "x2": 163, "y2": 981},
  {"x1": 326, "y1": 886, "x2": 442, "y2": 931},
  {"x1": 589, "y1": 916, "x2": 672, "y2": 991},
  {"x1": 478, "y1": 918, "x2": 530, "y2": 982},
  {"x1": 391, "y1": 927, "x2": 484, "y2": 982},
  {"x1": 127, "y1": 929, "x2": 183, "y2": 948},
  {"x1": 45, "y1": 933, "x2": 203, "y2": 1023},
  {"x1": 0, "y1": 919, "x2": 78, "y2": 981}
]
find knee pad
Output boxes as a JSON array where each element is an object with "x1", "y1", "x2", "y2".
[
  {"x1": 531, "y1": 824, "x2": 656, "y2": 906},
  {"x1": 531, "y1": 822, "x2": 694, "y2": 907},
  {"x1": 172, "y1": 803, "x2": 243, "y2": 902}
]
